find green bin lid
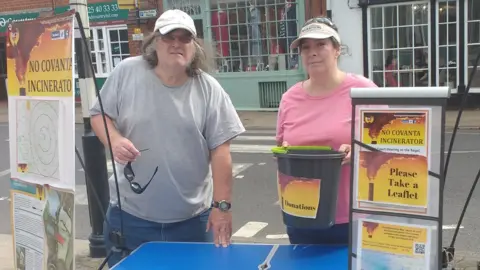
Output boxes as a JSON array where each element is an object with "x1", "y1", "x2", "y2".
[{"x1": 271, "y1": 145, "x2": 332, "y2": 154}]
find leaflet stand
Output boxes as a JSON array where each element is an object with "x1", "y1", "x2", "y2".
[{"x1": 348, "y1": 87, "x2": 451, "y2": 270}]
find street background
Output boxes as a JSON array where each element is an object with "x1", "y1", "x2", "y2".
[{"x1": 0, "y1": 103, "x2": 479, "y2": 269}]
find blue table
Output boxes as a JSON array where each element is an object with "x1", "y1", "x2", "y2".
[{"x1": 110, "y1": 242, "x2": 348, "y2": 269}]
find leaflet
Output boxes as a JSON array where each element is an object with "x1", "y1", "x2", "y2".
[{"x1": 356, "y1": 218, "x2": 431, "y2": 270}]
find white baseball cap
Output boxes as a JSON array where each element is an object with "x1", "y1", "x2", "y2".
[
  {"x1": 154, "y1": 9, "x2": 197, "y2": 37},
  {"x1": 290, "y1": 22, "x2": 341, "y2": 49}
]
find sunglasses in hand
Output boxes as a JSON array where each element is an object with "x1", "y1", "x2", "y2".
[{"x1": 123, "y1": 148, "x2": 158, "y2": 194}]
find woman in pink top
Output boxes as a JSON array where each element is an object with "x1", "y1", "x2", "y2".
[{"x1": 276, "y1": 17, "x2": 378, "y2": 244}]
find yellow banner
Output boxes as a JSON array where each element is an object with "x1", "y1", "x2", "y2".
[
  {"x1": 357, "y1": 151, "x2": 428, "y2": 207},
  {"x1": 361, "y1": 220, "x2": 428, "y2": 256},
  {"x1": 362, "y1": 111, "x2": 427, "y2": 148},
  {"x1": 277, "y1": 172, "x2": 320, "y2": 219},
  {"x1": 6, "y1": 12, "x2": 74, "y2": 97}
]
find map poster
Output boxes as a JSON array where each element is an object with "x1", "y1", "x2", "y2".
[
  {"x1": 355, "y1": 108, "x2": 431, "y2": 214},
  {"x1": 10, "y1": 179, "x2": 75, "y2": 270},
  {"x1": 7, "y1": 11, "x2": 76, "y2": 188},
  {"x1": 277, "y1": 171, "x2": 320, "y2": 219},
  {"x1": 6, "y1": 11, "x2": 76, "y2": 270},
  {"x1": 356, "y1": 218, "x2": 430, "y2": 270}
]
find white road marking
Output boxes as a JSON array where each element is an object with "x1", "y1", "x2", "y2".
[
  {"x1": 266, "y1": 234, "x2": 288, "y2": 239},
  {"x1": 232, "y1": 221, "x2": 268, "y2": 238},
  {"x1": 235, "y1": 175, "x2": 244, "y2": 179},
  {"x1": 0, "y1": 197, "x2": 9, "y2": 201},
  {"x1": 232, "y1": 164, "x2": 253, "y2": 176},
  {"x1": 235, "y1": 135, "x2": 276, "y2": 141},
  {"x1": 258, "y1": 163, "x2": 266, "y2": 166},
  {"x1": 243, "y1": 130, "x2": 276, "y2": 134},
  {"x1": 0, "y1": 169, "x2": 10, "y2": 178},
  {"x1": 273, "y1": 200, "x2": 280, "y2": 205},
  {"x1": 442, "y1": 224, "x2": 464, "y2": 230},
  {"x1": 78, "y1": 160, "x2": 113, "y2": 172}
]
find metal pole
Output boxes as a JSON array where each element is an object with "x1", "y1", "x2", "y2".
[{"x1": 69, "y1": 0, "x2": 110, "y2": 258}]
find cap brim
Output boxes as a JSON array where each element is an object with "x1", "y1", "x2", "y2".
[
  {"x1": 158, "y1": 23, "x2": 196, "y2": 37},
  {"x1": 290, "y1": 33, "x2": 334, "y2": 49}
]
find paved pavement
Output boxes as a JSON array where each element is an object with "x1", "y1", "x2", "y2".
[{"x1": 1, "y1": 123, "x2": 480, "y2": 268}]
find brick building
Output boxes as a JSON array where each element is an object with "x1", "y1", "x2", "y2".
[{"x1": 0, "y1": 0, "x2": 329, "y2": 108}]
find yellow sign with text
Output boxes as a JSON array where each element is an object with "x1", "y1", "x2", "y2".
[
  {"x1": 357, "y1": 151, "x2": 428, "y2": 207},
  {"x1": 362, "y1": 111, "x2": 427, "y2": 147},
  {"x1": 6, "y1": 12, "x2": 74, "y2": 98},
  {"x1": 361, "y1": 220, "x2": 428, "y2": 257},
  {"x1": 277, "y1": 172, "x2": 320, "y2": 219}
]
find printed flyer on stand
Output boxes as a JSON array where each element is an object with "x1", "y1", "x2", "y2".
[
  {"x1": 6, "y1": 11, "x2": 76, "y2": 270},
  {"x1": 354, "y1": 108, "x2": 432, "y2": 215},
  {"x1": 356, "y1": 218, "x2": 431, "y2": 270}
]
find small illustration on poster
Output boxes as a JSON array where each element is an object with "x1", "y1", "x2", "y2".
[
  {"x1": 277, "y1": 172, "x2": 320, "y2": 219},
  {"x1": 357, "y1": 219, "x2": 430, "y2": 270},
  {"x1": 356, "y1": 109, "x2": 431, "y2": 214},
  {"x1": 361, "y1": 109, "x2": 429, "y2": 155}
]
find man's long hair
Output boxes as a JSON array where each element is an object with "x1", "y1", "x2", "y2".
[{"x1": 141, "y1": 31, "x2": 214, "y2": 76}]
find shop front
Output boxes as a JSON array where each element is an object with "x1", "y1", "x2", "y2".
[
  {"x1": 163, "y1": 0, "x2": 308, "y2": 110},
  {"x1": 332, "y1": 0, "x2": 480, "y2": 100},
  {"x1": 55, "y1": 1, "x2": 130, "y2": 102}
]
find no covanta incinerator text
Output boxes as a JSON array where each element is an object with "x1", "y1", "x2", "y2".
[
  {"x1": 27, "y1": 58, "x2": 72, "y2": 93},
  {"x1": 379, "y1": 129, "x2": 424, "y2": 145}
]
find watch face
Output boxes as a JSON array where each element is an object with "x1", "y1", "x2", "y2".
[{"x1": 219, "y1": 201, "x2": 230, "y2": 211}]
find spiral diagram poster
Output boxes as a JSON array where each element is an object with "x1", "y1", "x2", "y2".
[{"x1": 6, "y1": 11, "x2": 76, "y2": 270}]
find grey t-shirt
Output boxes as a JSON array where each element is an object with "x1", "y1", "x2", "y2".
[{"x1": 89, "y1": 56, "x2": 245, "y2": 223}]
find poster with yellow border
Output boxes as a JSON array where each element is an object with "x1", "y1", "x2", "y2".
[
  {"x1": 10, "y1": 179, "x2": 75, "y2": 270},
  {"x1": 7, "y1": 11, "x2": 76, "y2": 270},
  {"x1": 7, "y1": 11, "x2": 76, "y2": 188},
  {"x1": 356, "y1": 218, "x2": 431, "y2": 270},
  {"x1": 355, "y1": 108, "x2": 431, "y2": 215}
]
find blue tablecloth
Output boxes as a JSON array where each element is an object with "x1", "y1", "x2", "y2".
[{"x1": 111, "y1": 242, "x2": 348, "y2": 269}]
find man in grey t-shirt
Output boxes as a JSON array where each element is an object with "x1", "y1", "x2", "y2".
[{"x1": 89, "y1": 9, "x2": 245, "y2": 267}]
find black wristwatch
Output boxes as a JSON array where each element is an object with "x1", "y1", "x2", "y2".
[{"x1": 212, "y1": 200, "x2": 231, "y2": 212}]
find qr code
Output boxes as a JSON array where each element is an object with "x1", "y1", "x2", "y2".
[{"x1": 414, "y1": 243, "x2": 425, "y2": 255}]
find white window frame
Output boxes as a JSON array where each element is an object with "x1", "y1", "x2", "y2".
[
  {"x1": 464, "y1": 0, "x2": 480, "y2": 93},
  {"x1": 105, "y1": 26, "x2": 130, "y2": 70},
  {"x1": 74, "y1": 24, "x2": 129, "y2": 78},
  {"x1": 367, "y1": 1, "x2": 432, "y2": 88},
  {"x1": 435, "y1": 0, "x2": 460, "y2": 94}
]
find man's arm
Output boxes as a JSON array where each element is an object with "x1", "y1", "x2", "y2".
[
  {"x1": 210, "y1": 141, "x2": 233, "y2": 203},
  {"x1": 91, "y1": 114, "x2": 122, "y2": 147}
]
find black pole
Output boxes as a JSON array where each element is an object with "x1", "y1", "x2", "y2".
[{"x1": 75, "y1": 29, "x2": 110, "y2": 258}]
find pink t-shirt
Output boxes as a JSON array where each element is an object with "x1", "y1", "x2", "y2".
[{"x1": 276, "y1": 73, "x2": 378, "y2": 224}]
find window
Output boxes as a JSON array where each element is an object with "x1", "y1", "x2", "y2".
[
  {"x1": 466, "y1": 0, "x2": 480, "y2": 89},
  {"x1": 108, "y1": 28, "x2": 130, "y2": 68},
  {"x1": 73, "y1": 25, "x2": 130, "y2": 77},
  {"x1": 437, "y1": 0, "x2": 458, "y2": 90},
  {"x1": 368, "y1": 3, "x2": 430, "y2": 88},
  {"x1": 91, "y1": 28, "x2": 109, "y2": 75},
  {"x1": 207, "y1": 0, "x2": 299, "y2": 73}
]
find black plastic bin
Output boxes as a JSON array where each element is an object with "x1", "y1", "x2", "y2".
[{"x1": 272, "y1": 146, "x2": 345, "y2": 230}]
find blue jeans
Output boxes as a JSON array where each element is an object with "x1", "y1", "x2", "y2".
[
  {"x1": 103, "y1": 205, "x2": 213, "y2": 267},
  {"x1": 286, "y1": 223, "x2": 349, "y2": 245}
]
